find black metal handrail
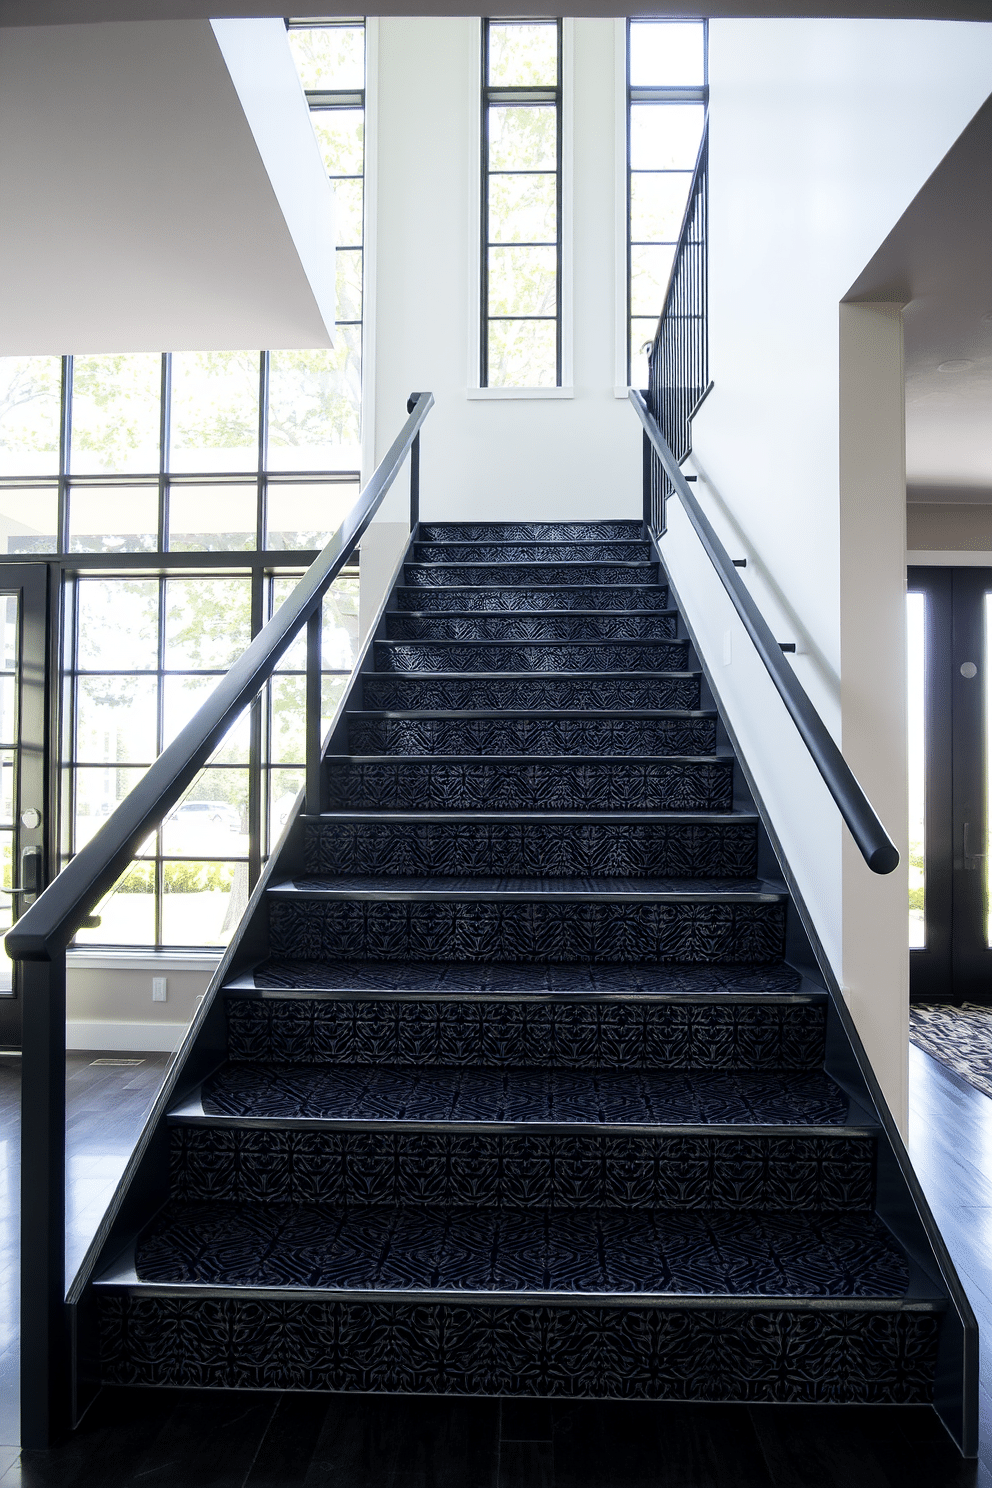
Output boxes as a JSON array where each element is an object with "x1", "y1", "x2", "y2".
[
  {"x1": 630, "y1": 389, "x2": 898, "y2": 877},
  {"x1": 645, "y1": 121, "x2": 708, "y2": 533},
  {"x1": 8, "y1": 390, "x2": 434, "y2": 1448}
]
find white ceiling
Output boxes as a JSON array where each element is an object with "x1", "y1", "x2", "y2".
[
  {"x1": 0, "y1": 19, "x2": 336, "y2": 355},
  {"x1": 2, "y1": 0, "x2": 992, "y2": 18},
  {"x1": 847, "y1": 94, "x2": 992, "y2": 502}
]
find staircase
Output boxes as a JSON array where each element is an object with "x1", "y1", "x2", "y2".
[{"x1": 92, "y1": 520, "x2": 949, "y2": 1410}]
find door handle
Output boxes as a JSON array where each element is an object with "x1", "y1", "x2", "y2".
[
  {"x1": 1, "y1": 845, "x2": 43, "y2": 904},
  {"x1": 963, "y1": 821, "x2": 986, "y2": 867}
]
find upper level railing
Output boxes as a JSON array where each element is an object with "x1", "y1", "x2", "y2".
[
  {"x1": 7, "y1": 390, "x2": 434, "y2": 1448},
  {"x1": 645, "y1": 121, "x2": 709, "y2": 535},
  {"x1": 634, "y1": 114, "x2": 895, "y2": 877},
  {"x1": 630, "y1": 389, "x2": 897, "y2": 876}
]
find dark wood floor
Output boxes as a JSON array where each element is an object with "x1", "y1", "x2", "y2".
[{"x1": 0, "y1": 1045, "x2": 990, "y2": 1487}]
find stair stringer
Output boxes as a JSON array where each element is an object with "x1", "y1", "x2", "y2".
[{"x1": 659, "y1": 541, "x2": 978, "y2": 1457}]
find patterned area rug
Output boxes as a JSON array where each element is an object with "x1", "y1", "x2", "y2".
[{"x1": 910, "y1": 1002, "x2": 992, "y2": 1098}]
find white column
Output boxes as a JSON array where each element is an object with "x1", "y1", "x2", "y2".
[{"x1": 838, "y1": 300, "x2": 909, "y2": 1133}]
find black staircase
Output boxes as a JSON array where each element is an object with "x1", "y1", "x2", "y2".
[
  {"x1": 8, "y1": 397, "x2": 976, "y2": 1456},
  {"x1": 78, "y1": 519, "x2": 970, "y2": 1442}
]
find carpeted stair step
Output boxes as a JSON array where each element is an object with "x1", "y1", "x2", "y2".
[
  {"x1": 393, "y1": 584, "x2": 671, "y2": 612},
  {"x1": 302, "y1": 812, "x2": 757, "y2": 879},
  {"x1": 412, "y1": 542, "x2": 653, "y2": 564},
  {"x1": 361, "y1": 673, "x2": 701, "y2": 711},
  {"x1": 185, "y1": 1062, "x2": 853, "y2": 1128},
  {"x1": 117, "y1": 1202, "x2": 914, "y2": 1301},
  {"x1": 404, "y1": 562, "x2": 659, "y2": 588},
  {"x1": 373, "y1": 639, "x2": 689, "y2": 674},
  {"x1": 417, "y1": 521, "x2": 645, "y2": 542},
  {"x1": 165, "y1": 1120, "x2": 877, "y2": 1213},
  {"x1": 263, "y1": 876, "x2": 788, "y2": 966},
  {"x1": 223, "y1": 980, "x2": 824, "y2": 1076},
  {"x1": 345, "y1": 712, "x2": 716, "y2": 757},
  {"x1": 324, "y1": 755, "x2": 732, "y2": 811},
  {"x1": 384, "y1": 611, "x2": 679, "y2": 641},
  {"x1": 229, "y1": 958, "x2": 807, "y2": 996}
]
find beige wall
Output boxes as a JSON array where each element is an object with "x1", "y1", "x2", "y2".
[
  {"x1": 65, "y1": 957, "x2": 218, "y2": 1051},
  {"x1": 907, "y1": 503, "x2": 992, "y2": 550},
  {"x1": 838, "y1": 303, "x2": 910, "y2": 1132}
]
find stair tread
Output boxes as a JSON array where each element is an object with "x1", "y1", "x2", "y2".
[
  {"x1": 269, "y1": 875, "x2": 786, "y2": 901},
  {"x1": 180, "y1": 1063, "x2": 853, "y2": 1126},
  {"x1": 307, "y1": 810, "x2": 758, "y2": 823},
  {"x1": 364, "y1": 671, "x2": 700, "y2": 680},
  {"x1": 122, "y1": 1203, "x2": 915, "y2": 1300},
  {"x1": 347, "y1": 709, "x2": 715, "y2": 720},
  {"x1": 393, "y1": 608, "x2": 678, "y2": 618},
  {"x1": 377, "y1": 638, "x2": 682, "y2": 647},
  {"x1": 329, "y1": 753, "x2": 723, "y2": 764},
  {"x1": 225, "y1": 959, "x2": 810, "y2": 997}
]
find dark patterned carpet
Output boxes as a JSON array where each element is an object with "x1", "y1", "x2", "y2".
[{"x1": 910, "y1": 1002, "x2": 992, "y2": 1099}]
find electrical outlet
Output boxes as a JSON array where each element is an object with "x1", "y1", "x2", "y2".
[{"x1": 152, "y1": 976, "x2": 168, "y2": 1003}]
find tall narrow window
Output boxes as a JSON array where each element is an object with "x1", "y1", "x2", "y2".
[
  {"x1": 285, "y1": 20, "x2": 366, "y2": 470},
  {"x1": 627, "y1": 20, "x2": 706, "y2": 388},
  {"x1": 482, "y1": 19, "x2": 562, "y2": 388}
]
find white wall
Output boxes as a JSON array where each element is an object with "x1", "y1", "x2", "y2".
[
  {"x1": 0, "y1": 19, "x2": 335, "y2": 354},
  {"x1": 676, "y1": 19, "x2": 992, "y2": 1127},
  {"x1": 369, "y1": 16, "x2": 640, "y2": 526},
  {"x1": 65, "y1": 954, "x2": 218, "y2": 1051}
]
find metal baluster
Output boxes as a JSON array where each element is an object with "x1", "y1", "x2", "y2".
[
  {"x1": 20, "y1": 952, "x2": 68, "y2": 1447},
  {"x1": 407, "y1": 393, "x2": 421, "y2": 532},
  {"x1": 305, "y1": 606, "x2": 322, "y2": 817}
]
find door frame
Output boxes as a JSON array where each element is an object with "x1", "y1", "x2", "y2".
[{"x1": 909, "y1": 565, "x2": 992, "y2": 1004}]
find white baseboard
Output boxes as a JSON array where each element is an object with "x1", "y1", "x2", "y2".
[{"x1": 67, "y1": 1020, "x2": 189, "y2": 1052}]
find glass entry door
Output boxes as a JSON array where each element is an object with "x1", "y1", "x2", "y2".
[
  {"x1": 909, "y1": 566, "x2": 992, "y2": 1002},
  {"x1": 0, "y1": 565, "x2": 50, "y2": 1048}
]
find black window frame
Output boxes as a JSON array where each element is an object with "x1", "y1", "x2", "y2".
[
  {"x1": 626, "y1": 18, "x2": 708, "y2": 387},
  {"x1": 287, "y1": 17, "x2": 367, "y2": 442},
  {"x1": 481, "y1": 17, "x2": 563, "y2": 389}
]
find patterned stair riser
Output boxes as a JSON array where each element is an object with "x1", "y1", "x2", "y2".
[
  {"x1": 404, "y1": 564, "x2": 659, "y2": 588},
  {"x1": 394, "y1": 586, "x2": 671, "y2": 613},
  {"x1": 304, "y1": 821, "x2": 757, "y2": 880},
  {"x1": 266, "y1": 897, "x2": 786, "y2": 966},
  {"x1": 362, "y1": 676, "x2": 701, "y2": 711},
  {"x1": 385, "y1": 614, "x2": 679, "y2": 641},
  {"x1": 225, "y1": 997, "x2": 827, "y2": 1070},
  {"x1": 326, "y1": 759, "x2": 733, "y2": 812},
  {"x1": 416, "y1": 526, "x2": 645, "y2": 544},
  {"x1": 98, "y1": 1296, "x2": 940, "y2": 1404},
  {"x1": 413, "y1": 544, "x2": 652, "y2": 563},
  {"x1": 418, "y1": 522, "x2": 644, "y2": 542},
  {"x1": 346, "y1": 717, "x2": 716, "y2": 758},
  {"x1": 169, "y1": 1127, "x2": 877, "y2": 1212},
  {"x1": 374, "y1": 642, "x2": 688, "y2": 674}
]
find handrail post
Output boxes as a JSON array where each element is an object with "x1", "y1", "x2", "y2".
[
  {"x1": 20, "y1": 951, "x2": 69, "y2": 1447},
  {"x1": 407, "y1": 393, "x2": 420, "y2": 532},
  {"x1": 642, "y1": 428, "x2": 652, "y2": 537},
  {"x1": 305, "y1": 605, "x2": 322, "y2": 817}
]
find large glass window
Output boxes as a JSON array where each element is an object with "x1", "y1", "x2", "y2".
[
  {"x1": 65, "y1": 571, "x2": 359, "y2": 949},
  {"x1": 481, "y1": 19, "x2": 562, "y2": 389},
  {"x1": 0, "y1": 354, "x2": 361, "y2": 558},
  {"x1": 627, "y1": 20, "x2": 707, "y2": 388},
  {"x1": 0, "y1": 20, "x2": 370, "y2": 951}
]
